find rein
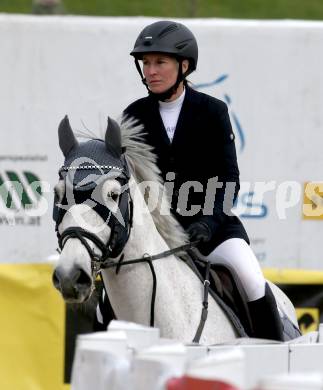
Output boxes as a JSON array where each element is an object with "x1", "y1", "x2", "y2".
[
  {"x1": 101, "y1": 241, "x2": 199, "y2": 270},
  {"x1": 99, "y1": 240, "x2": 211, "y2": 343}
]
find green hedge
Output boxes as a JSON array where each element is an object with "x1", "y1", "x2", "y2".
[{"x1": 1, "y1": 0, "x2": 323, "y2": 20}]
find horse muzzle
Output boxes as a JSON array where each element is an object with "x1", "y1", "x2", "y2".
[{"x1": 52, "y1": 265, "x2": 93, "y2": 303}]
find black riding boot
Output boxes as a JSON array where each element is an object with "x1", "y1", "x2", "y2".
[{"x1": 247, "y1": 283, "x2": 284, "y2": 341}]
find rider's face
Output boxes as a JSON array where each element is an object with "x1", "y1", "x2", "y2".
[{"x1": 142, "y1": 54, "x2": 179, "y2": 94}]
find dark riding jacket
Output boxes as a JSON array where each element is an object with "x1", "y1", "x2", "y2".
[{"x1": 124, "y1": 86, "x2": 249, "y2": 254}]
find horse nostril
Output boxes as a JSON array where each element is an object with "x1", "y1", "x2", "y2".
[
  {"x1": 52, "y1": 266, "x2": 92, "y2": 297},
  {"x1": 75, "y1": 268, "x2": 92, "y2": 288}
]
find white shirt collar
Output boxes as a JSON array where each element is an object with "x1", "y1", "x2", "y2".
[{"x1": 158, "y1": 88, "x2": 186, "y2": 109}]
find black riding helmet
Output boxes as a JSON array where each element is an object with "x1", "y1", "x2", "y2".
[{"x1": 130, "y1": 21, "x2": 198, "y2": 100}]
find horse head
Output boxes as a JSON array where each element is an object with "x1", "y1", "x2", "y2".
[{"x1": 52, "y1": 116, "x2": 132, "y2": 303}]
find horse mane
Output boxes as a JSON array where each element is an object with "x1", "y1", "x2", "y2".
[
  {"x1": 75, "y1": 117, "x2": 188, "y2": 249},
  {"x1": 120, "y1": 116, "x2": 188, "y2": 249}
]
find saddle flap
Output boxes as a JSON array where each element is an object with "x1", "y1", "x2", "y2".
[
  {"x1": 210, "y1": 265, "x2": 253, "y2": 335},
  {"x1": 184, "y1": 249, "x2": 253, "y2": 336}
]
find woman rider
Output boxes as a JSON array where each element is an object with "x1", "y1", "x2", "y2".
[{"x1": 123, "y1": 20, "x2": 285, "y2": 341}]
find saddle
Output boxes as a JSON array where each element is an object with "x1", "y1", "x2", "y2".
[
  {"x1": 183, "y1": 249, "x2": 252, "y2": 337},
  {"x1": 183, "y1": 249, "x2": 301, "y2": 341}
]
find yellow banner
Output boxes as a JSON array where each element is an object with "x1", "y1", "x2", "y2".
[
  {"x1": 264, "y1": 268, "x2": 323, "y2": 285},
  {"x1": 0, "y1": 263, "x2": 68, "y2": 390}
]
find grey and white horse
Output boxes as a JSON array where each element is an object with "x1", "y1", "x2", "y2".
[{"x1": 52, "y1": 116, "x2": 298, "y2": 345}]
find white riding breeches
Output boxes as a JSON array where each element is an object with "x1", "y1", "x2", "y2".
[{"x1": 203, "y1": 238, "x2": 266, "y2": 302}]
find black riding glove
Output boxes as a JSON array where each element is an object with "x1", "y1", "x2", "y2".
[{"x1": 186, "y1": 221, "x2": 212, "y2": 243}]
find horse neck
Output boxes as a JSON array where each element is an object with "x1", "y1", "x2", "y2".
[
  {"x1": 100, "y1": 176, "x2": 174, "y2": 324},
  {"x1": 124, "y1": 176, "x2": 170, "y2": 257}
]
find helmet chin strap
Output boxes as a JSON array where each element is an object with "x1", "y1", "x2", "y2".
[{"x1": 134, "y1": 58, "x2": 185, "y2": 102}]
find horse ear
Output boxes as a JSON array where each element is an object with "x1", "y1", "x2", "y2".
[
  {"x1": 58, "y1": 115, "x2": 78, "y2": 157},
  {"x1": 105, "y1": 117, "x2": 122, "y2": 158}
]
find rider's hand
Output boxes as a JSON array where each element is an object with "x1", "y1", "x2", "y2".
[{"x1": 186, "y1": 221, "x2": 212, "y2": 243}]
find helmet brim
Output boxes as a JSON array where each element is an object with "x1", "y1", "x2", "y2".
[{"x1": 130, "y1": 46, "x2": 181, "y2": 59}]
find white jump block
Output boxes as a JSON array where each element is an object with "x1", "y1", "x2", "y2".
[
  {"x1": 71, "y1": 349, "x2": 131, "y2": 390},
  {"x1": 209, "y1": 341, "x2": 289, "y2": 389},
  {"x1": 74, "y1": 330, "x2": 128, "y2": 357},
  {"x1": 185, "y1": 344, "x2": 208, "y2": 362},
  {"x1": 132, "y1": 343, "x2": 187, "y2": 390},
  {"x1": 108, "y1": 320, "x2": 160, "y2": 351},
  {"x1": 186, "y1": 348, "x2": 245, "y2": 389},
  {"x1": 258, "y1": 372, "x2": 323, "y2": 390},
  {"x1": 71, "y1": 332, "x2": 131, "y2": 390},
  {"x1": 289, "y1": 344, "x2": 323, "y2": 374},
  {"x1": 71, "y1": 331, "x2": 130, "y2": 390}
]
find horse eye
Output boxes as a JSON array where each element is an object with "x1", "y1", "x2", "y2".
[{"x1": 107, "y1": 192, "x2": 119, "y2": 202}]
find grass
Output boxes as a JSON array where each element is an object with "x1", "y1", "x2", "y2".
[{"x1": 0, "y1": 0, "x2": 323, "y2": 20}]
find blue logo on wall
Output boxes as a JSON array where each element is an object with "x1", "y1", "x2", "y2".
[
  {"x1": 194, "y1": 74, "x2": 246, "y2": 153},
  {"x1": 236, "y1": 191, "x2": 268, "y2": 219}
]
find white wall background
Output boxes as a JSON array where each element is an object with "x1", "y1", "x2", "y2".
[{"x1": 0, "y1": 14, "x2": 322, "y2": 268}]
